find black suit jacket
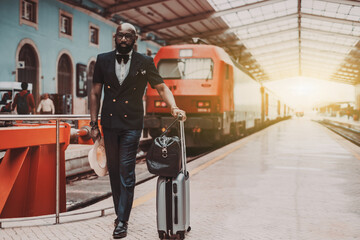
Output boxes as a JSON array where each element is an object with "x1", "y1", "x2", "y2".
[{"x1": 93, "y1": 50, "x2": 164, "y2": 129}]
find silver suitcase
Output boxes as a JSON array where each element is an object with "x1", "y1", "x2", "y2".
[{"x1": 156, "y1": 119, "x2": 191, "y2": 239}]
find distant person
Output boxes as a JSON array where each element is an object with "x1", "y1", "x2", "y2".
[
  {"x1": 12, "y1": 82, "x2": 35, "y2": 114},
  {"x1": 1, "y1": 102, "x2": 12, "y2": 113},
  {"x1": 37, "y1": 93, "x2": 55, "y2": 114},
  {"x1": 346, "y1": 104, "x2": 352, "y2": 120},
  {"x1": 0, "y1": 91, "x2": 12, "y2": 104}
]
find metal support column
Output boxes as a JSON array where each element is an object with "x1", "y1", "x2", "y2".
[{"x1": 55, "y1": 119, "x2": 60, "y2": 224}]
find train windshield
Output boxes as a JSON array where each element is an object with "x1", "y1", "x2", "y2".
[{"x1": 158, "y1": 58, "x2": 213, "y2": 80}]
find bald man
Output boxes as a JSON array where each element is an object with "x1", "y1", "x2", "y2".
[{"x1": 89, "y1": 23, "x2": 186, "y2": 239}]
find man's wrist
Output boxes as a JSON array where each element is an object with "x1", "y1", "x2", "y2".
[
  {"x1": 91, "y1": 125, "x2": 99, "y2": 130},
  {"x1": 90, "y1": 121, "x2": 98, "y2": 130}
]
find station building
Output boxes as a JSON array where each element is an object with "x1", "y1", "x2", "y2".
[{"x1": 0, "y1": 0, "x2": 162, "y2": 114}]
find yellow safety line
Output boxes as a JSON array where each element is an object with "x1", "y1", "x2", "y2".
[
  {"x1": 132, "y1": 137, "x2": 251, "y2": 208},
  {"x1": 133, "y1": 190, "x2": 156, "y2": 208},
  {"x1": 189, "y1": 140, "x2": 248, "y2": 177}
]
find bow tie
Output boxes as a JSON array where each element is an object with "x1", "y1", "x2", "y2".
[{"x1": 116, "y1": 54, "x2": 130, "y2": 64}]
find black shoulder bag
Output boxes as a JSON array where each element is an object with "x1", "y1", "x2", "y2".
[{"x1": 146, "y1": 117, "x2": 181, "y2": 177}]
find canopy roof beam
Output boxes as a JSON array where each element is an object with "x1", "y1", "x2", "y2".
[
  {"x1": 302, "y1": 12, "x2": 360, "y2": 26},
  {"x1": 322, "y1": 0, "x2": 360, "y2": 7},
  {"x1": 167, "y1": 13, "x2": 298, "y2": 42},
  {"x1": 141, "y1": 0, "x2": 284, "y2": 31},
  {"x1": 106, "y1": 0, "x2": 169, "y2": 14}
]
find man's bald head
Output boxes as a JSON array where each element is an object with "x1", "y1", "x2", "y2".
[{"x1": 116, "y1": 23, "x2": 137, "y2": 35}]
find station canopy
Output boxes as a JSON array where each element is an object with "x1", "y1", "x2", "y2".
[{"x1": 90, "y1": 0, "x2": 360, "y2": 84}]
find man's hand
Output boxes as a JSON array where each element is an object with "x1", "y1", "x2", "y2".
[
  {"x1": 90, "y1": 127, "x2": 101, "y2": 142},
  {"x1": 171, "y1": 107, "x2": 187, "y2": 121}
]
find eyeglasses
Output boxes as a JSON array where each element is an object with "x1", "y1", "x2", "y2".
[{"x1": 116, "y1": 33, "x2": 135, "y2": 40}]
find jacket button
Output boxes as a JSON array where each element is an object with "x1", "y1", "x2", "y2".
[
  {"x1": 107, "y1": 85, "x2": 110, "y2": 89},
  {"x1": 124, "y1": 114, "x2": 127, "y2": 118},
  {"x1": 113, "y1": 99, "x2": 116, "y2": 102},
  {"x1": 125, "y1": 100, "x2": 128, "y2": 104},
  {"x1": 110, "y1": 113, "x2": 112, "y2": 116}
]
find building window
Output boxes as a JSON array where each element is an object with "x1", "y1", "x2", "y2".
[
  {"x1": 61, "y1": 15, "x2": 71, "y2": 35},
  {"x1": 59, "y1": 10, "x2": 73, "y2": 39},
  {"x1": 89, "y1": 23, "x2": 99, "y2": 47},
  {"x1": 19, "y1": 0, "x2": 38, "y2": 29},
  {"x1": 58, "y1": 54, "x2": 72, "y2": 95},
  {"x1": 22, "y1": 0, "x2": 36, "y2": 22}
]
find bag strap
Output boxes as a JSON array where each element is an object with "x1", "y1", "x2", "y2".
[{"x1": 159, "y1": 116, "x2": 180, "y2": 137}]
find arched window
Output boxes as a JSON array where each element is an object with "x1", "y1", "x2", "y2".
[
  {"x1": 18, "y1": 44, "x2": 39, "y2": 102},
  {"x1": 87, "y1": 61, "x2": 95, "y2": 96},
  {"x1": 57, "y1": 54, "x2": 72, "y2": 94}
]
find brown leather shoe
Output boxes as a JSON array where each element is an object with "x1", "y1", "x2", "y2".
[{"x1": 113, "y1": 221, "x2": 127, "y2": 239}]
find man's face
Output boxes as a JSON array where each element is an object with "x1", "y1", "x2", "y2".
[{"x1": 115, "y1": 27, "x2": 137, "y2": 54}]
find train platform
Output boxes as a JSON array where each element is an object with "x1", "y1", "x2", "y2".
[{"x1": 2, "y1": 118, "x2": 360, "y2": 239}]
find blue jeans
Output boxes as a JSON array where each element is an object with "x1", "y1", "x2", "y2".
[{"x1": 103, "y1": 128, "x2": 142, "y2": 222}]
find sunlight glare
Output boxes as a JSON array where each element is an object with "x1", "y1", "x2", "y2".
[{"x1": 263, "y1": 77, "x2": 355, "y2": 111}]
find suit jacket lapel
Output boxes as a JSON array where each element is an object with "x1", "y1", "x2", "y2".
[{"x1": 109, "y1": 50, "x2": 121, "y2": 89}]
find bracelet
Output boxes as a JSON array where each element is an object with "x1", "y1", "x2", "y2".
[{"x1": 91, "y1": 125, "x2": 99, "y2": 130}]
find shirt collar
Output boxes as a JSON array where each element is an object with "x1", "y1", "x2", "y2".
[{"x1": 116, "y1": 50, "x2": 133, "y2": 59}]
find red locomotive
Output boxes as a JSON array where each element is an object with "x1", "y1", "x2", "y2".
[{"x1": 144, "y1": 44, "x2": 291, "y2": 147}]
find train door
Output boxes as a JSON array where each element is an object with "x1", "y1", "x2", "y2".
[
  {"x1": 260, "y1": 87, "x2": 265, "y2": 123},
  {"x1": 225, "y1": 64, "x2": 234, "y2": 112},
  {"x1": 222, "y1": 63, "x2": 233, "y2": 135},
  {"x1": 265, "y1": 93, "x2": 269, "y2": 120},
  {"x1": 277, "y1": 100, "x2": 281, "y2": 117}
]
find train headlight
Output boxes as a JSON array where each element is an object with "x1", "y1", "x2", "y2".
[
  {"x1": 155, "y1": 100, "x2": 167, "y2": 108},
  {"x1": 197, "y1": 101, "x2": 210, "y2": 108}
]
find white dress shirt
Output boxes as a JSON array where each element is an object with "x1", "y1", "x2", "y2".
[{"x1": 115, "y1": 50, "x2": 132, "y2": 85}]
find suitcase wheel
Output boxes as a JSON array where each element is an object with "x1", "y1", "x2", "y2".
[
  {"x1": 172, "y1": 232, "x2": 185, "y2": 239},
  {"x1": 187, "y1": 226, "x2": 191, "y2": 232},
  {"x1": 159, "y1": 232, "x2": 168, "y2": 239},
  {"x1": 178, "y1": 233, "x2": 185, "y2": 239}
]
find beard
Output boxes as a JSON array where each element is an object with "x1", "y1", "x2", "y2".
[{"x1": 115, "y1": 40, "x2": 135, "y2": 54}]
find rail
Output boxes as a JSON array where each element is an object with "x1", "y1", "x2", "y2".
[{"x1": 0, "y1": 114, "x2": 111, "y2": 228}]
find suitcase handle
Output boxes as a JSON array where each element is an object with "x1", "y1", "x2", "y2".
[
  {"x1": 159, "y1": 115, "x2": 181, "y2": 137},
  {"x1": 179, "y1": 114, "x2": 187, "y2": 175}
]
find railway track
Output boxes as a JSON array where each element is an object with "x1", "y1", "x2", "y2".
[
  {"x1": 318, "y1": 120, "x2": 360, "y2": 146},
  {"x1": 66, "y1": 146, "x2": 214, "y2": 211}
]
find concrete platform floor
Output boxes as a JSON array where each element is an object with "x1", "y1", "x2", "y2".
[{"x1": 1, "y1": 118, "x2": 360, "y2": 239}]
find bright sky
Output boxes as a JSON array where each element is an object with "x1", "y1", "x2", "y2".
[{"x1": 263, "y1": 77, "x2": 355, "y2": 111}]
